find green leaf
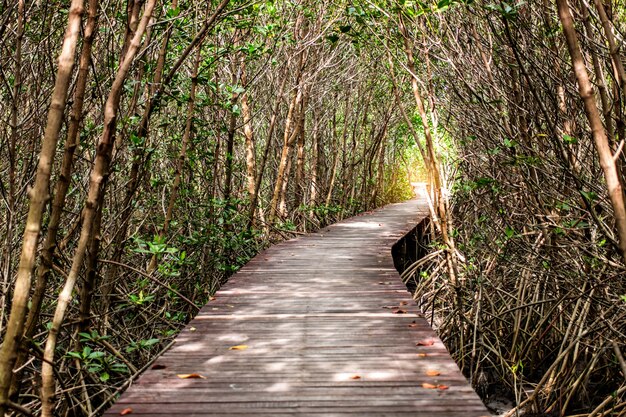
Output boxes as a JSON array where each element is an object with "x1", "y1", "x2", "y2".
[
  {"x1": 88, "y1": 351, "x2": 106, "y2": 359},
  {"x1": 144, "y1": 338, "x2": 160, "y2": 346},
  {"x1": 580, "y1": 190, "x2": 597, "y2": 202},
  {"x1": 165, "y1": 6, "x2": 180, "y2": 19},
  {"x1": 503, "y1": 138, "x2": 517, "y2": 148},
  {"x1": 563, "y1": 134, "x2": 578, "y2": 144},
  {"x1": 78, "y1": 332, "x2": 93, "y2": 340},
  {"x1": 436, "y1": 0, "x2": 451, "y2": 11}
]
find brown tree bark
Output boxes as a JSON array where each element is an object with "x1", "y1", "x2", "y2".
[
  {"x1": 288, "y1": 87, "x2": 309, "y2": 212},
  {"x1": 398, "y1": 15, "x2": 460, "y2": 301},
  {"x1": 0, "y1": 0, "x2": 84, "y2": 413},
  {"x1": 581, "y1": 1, "x2": 614, "y2": 140},
  {"x1": 240, "y1": 55, "x2": 257, "y2": 203},
  {"x1": 325, "y1": 109, "x2": 340, "y2": 206},
  {"x1": 39, "y1": 1, "x2": 157, "y2": 414},
  {"x1": 0, "y1": 0, "x2": 24, "y2": 333},
  {"x1": 294, "y1": 111, "x2": 306, "y2": 209},
  {"x1": 269, "y1": 13, "x2": 307, "y2": 223},
  {"x1": 309, "y1": 108, "x2": 320, "y2": 207},
  {"x1": 269, "y1": 80, "x2": 304, "y2": 222},
  {"x1": 593, "y1": 0, "x2": 626, "y2": 98},
  {"x1": 8, "y1": 0, "x2": 100, "y2": 401},
  {"x1": 370, "y1": 118, "x2": 388, "y2": 206},
  {"x1": 223, "y1": 79, "x2": 239, "y2": 204},
  {"x1": 247, "y1": 72, "x2": 287, "y2": 230},
  {"x1": 556, "y1": 0, "x2": 626, "y2": 263}
]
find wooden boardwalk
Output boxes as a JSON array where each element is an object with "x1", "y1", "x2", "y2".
[{"x1": 105, "y1": 199, "x2": 489, "y2": 416}]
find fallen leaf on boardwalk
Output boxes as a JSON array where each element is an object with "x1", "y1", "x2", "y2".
[
  {"x1": 423, "y1": 383, "x2": 449, "y2": 390},
  {"x1": 209, "y1": 296, "x2": 216, "y2": 301},
  {"x1": 399, "y1": 301, "x2": 408, "y2": 306},
  {"x1": 177, "y1": 373, "x2": 206, "y2": 379},
  {"x1": 120, "y1": 408, "x2": 133, "y2": 415},
  {"x1": 416, "y1": 353, "x2": 428, "y2": 358},
  {"x1": 416, "y1": 340, "x2": 435, "y2": 346},
  {"x1": 426, "y1": 370, "x2": 441, "y2": 376},
  {"x1": 392, "y1": 309, "x2": 407, "y2": 314},
  {"x1": 350, "y1": 375, "x2": 361, "y2": 380},
  {"x1": 189, "y1": 327, "x2": 196, "y2": 332},
  {"x1": 151, "y1": 364, "x2": 166, "y2": 370},
  {"x1": 229, "y1": 345, "x2": 248, "y2": 351}
]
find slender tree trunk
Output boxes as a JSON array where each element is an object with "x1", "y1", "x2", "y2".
[
  {"x1": 592, "y1": 0, "x2": 626, "y2": 143},
  {"x1": 371, "y1": 122, "x2": 388, "y2": 205},
  {"x1": 294, "y1": 117, "x2": 306, "y2": 208},
  {"x1": 78, "y1": 191, "x2": 104, "y2": 336},
  {"x1": 39, "y1": 2, "x2": 156, "y2": 414},
  {"x1": 1, "y1": 0, "x2": 24, "y2": 333},
  {"x1": 269, "y1": 14, "x2": 306, "y2": 223},
  {"x1": 290, "y1": 88, "x2": 309, "y2": 211},
  {"x1": 269, "y1": 83, "x2": 304, "y2": 222},
  {"x1": 102, "y1": 0, "x2": 230, "y2": 315},
  {"x1": 223, "y1": 30, "x2": 242, "y2": 205},
  {"x1": 9, "y1": 0, "x2": 100, "y2": 401},
  {"x1": 240, "y1": 56, "x2": 257, "y2": 204},
  {"x1": 278, "y1": 152, "x2": 293, "y2": 217},
  {"x1": 580, "y1": 1, "x2": 614, "y2": 140},
  {"x1": 148, "y1": 47, "x2": 202, "y2": 273},
  {"x1": 121, "y1": 0, "x2": 143, "y2": 61},
  {"x1": 398, "y1": 16, "x2": 460, "y2": 312},
  {"x1": 223, "y1": 101, "x2": 238, "y2": 203},
  {"x1": 556, "y1": 0, "x2": 626, "y2": 264},
  {"x1": 325, "y1": 111, "x2": 340, "y2": 206},
  {"x1": 0, "y1": 0, "x2": 84, "y2": 413},
  {"x1": 247, "y1": 73, "x2": 287, "y2": 230},
  {"x1": 309, "y1": 108, "x2": 320, "y2": 207},
  {"x1": 593, "y1": 0, "x2": 626, "y2": 98}
]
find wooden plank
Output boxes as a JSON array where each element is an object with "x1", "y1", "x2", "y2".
[{"x1": 103, "y1": 200, "x2": 488, "y2": 416}]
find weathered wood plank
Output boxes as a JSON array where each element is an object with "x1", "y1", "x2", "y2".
[{"x1": 103, "y1": 199, "x2": 489, "y2": 416}]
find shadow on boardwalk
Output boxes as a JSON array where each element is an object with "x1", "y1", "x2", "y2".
[{"x1": 105, "y1": 198, "x2": 489, "y2": 416}]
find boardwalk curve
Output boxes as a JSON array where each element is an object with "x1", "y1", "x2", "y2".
[{"x1": 105, "y1": 198, "x2": 489, "y2": 416}]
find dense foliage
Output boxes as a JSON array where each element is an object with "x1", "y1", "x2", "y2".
[
  {"x1": 1, "y1": 0, "x2": 625, "y2": 416},
  {"x1": 386, "y1": 1, "x2": 626, "y2": 415},
  {"x1": 0, "y1": 1, "x2": 419, "y2": 414}
]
